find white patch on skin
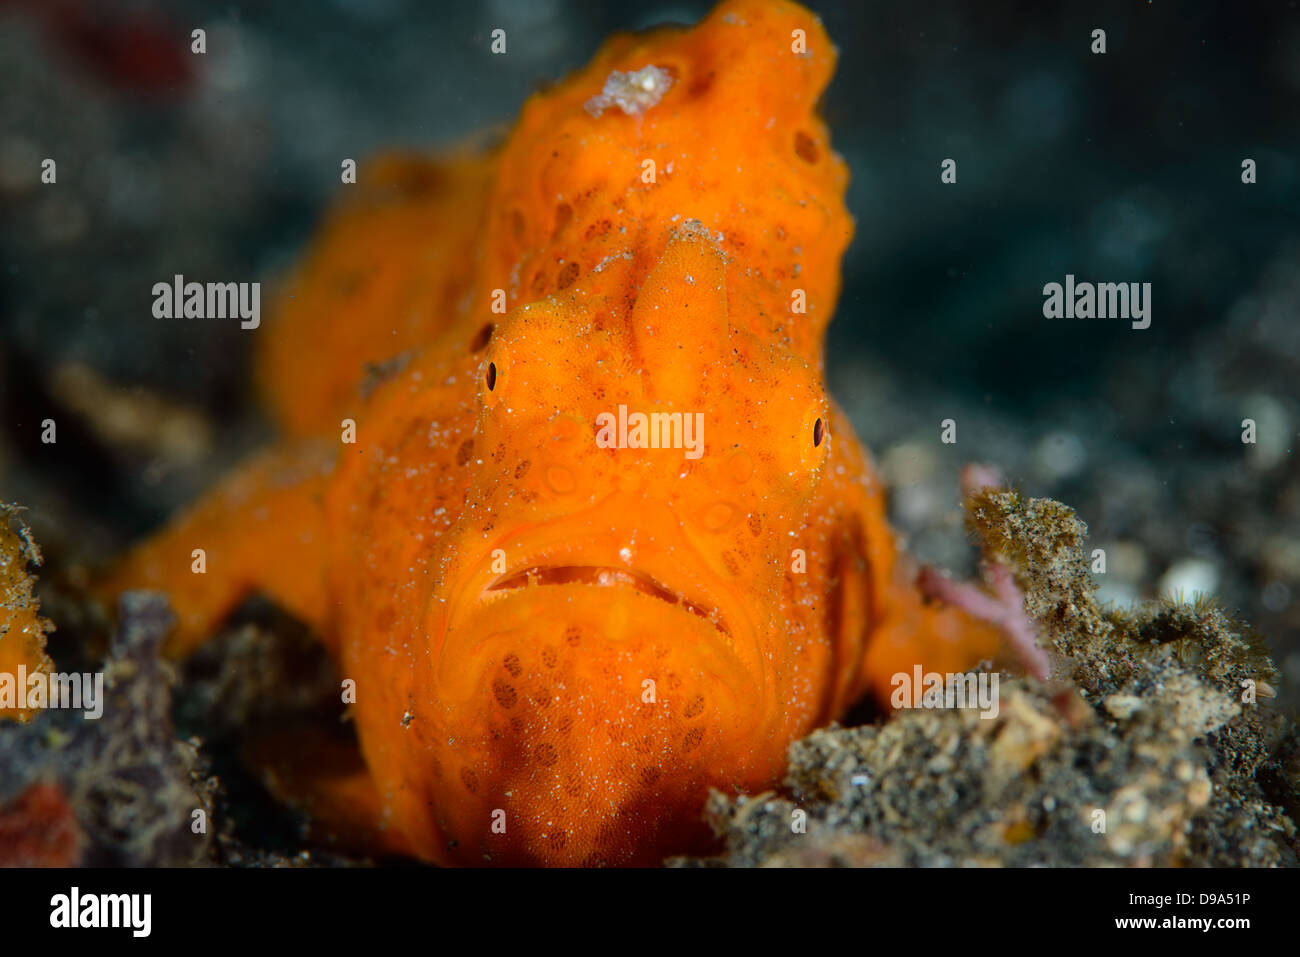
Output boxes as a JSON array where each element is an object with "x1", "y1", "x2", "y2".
[{"x1": 585, "y1": 65, "x2": 674, "y2": 117}]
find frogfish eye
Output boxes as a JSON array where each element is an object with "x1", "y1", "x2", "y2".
[
  {"x1": 486, "y1": 361, "x2": 497, "y2": 391},
  {"x1": 813, "y1": 416, "x2": 824, "y2": 447}
]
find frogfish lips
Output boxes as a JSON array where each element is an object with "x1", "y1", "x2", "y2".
[
  {"x1": 432, "y1": 504, "x2": 767, "y2": 710},
  {"x1": 422, "y1": 534, "x2": 772, "y2": 864},
  {"x1": 486, "y1": 563, "x2": 731, "y2": 637}
]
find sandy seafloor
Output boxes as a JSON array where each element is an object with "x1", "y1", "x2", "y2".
[{"x1": 1, "y1": 0, "x2": 1298, "y2": 866}]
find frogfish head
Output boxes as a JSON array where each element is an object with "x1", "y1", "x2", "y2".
[{"x1": 417, "y1": 223, "x2": 843, "y2": 864}]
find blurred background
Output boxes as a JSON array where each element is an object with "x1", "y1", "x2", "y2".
[{"x1": 1, "y1": 0, "x2": 1298, "y2": 707}]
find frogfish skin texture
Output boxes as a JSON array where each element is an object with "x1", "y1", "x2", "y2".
[{"x1": 99, "y1": 0, "x2": 1004, "y2": 866}]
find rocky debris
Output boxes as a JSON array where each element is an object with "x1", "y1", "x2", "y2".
[
  {"x1": 177, "y1": 606, "x2": 341, "y2": 740},
  {"x1": 0, "y1": 502, "x2": 377, "y2": 868},
  {"x1": 175, "y1": 611, "x2": 377, "y2": 868},
  {"x1": 46, "y1": 360, "x2": 213, "y2": 466},
  {"x1": 0, "y1": 589, "x2": 215, "y2": 866},
  {"x1": 674, "y1": 489, "x2": 1298, "y2": 867},
  {"x1": 0, "y1": 782, "x2": 83, "y2": 867}
]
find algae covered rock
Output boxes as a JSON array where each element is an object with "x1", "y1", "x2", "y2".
[
  {"x1": 678, "y1": 489, "x2": 1298, "y2": 867},
  {"x1": 0, "y1": 586, "x2": 216, "y2": 866}
]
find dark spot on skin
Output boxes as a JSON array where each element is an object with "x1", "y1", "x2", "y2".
[
  {"x1": 359, "y1": 349, "x2": 414, "y2": 399},
  {"x1": 460, "y1": 767, "x2": 478, "y2": 793},
  {"x1": 557, "y1": 261, "x2": 580, "y2": 289},
  {"x1": 687, "y1": 69, "x2": 714, "y2": 99},
  {"x1": 384, "y1": 160, "x2": 444, "y2": 197},
  {"x1": 639, "y1": 767, "x2": 662, "y2": 787},
  {"x1": 503, "y1": 653, "x2": 522, "y2": 677},
  {"x1": 683, "y1": 694, "x2": 705, "y2": 719},
  {"x1": 794, "y1": 130, "x2": 819, "y2": 163},
  {"x1": 682, "y1": 727, "x2": 704, "y2": 752},
  {"x1": 514, "y1": 460, "x2": 531, "y2": 480},
  {"x1": 332, "y1": 270, "x2": 365, "y2": 297},
  {"x1": 456, "y1": 439, "x2": 475, "y2": 466},
  {"x1": 469, "y1": 323, "x2": 494, "y2": 352},
  {"x1": 747, "y1": 512, "x2": 762, "y2": 537},
  {"x1": 534, "y1": 743, "x2": 558, "y2": 766},
  {"x1": 585, "y1": 218, "x2": 612, "y2": 240},
  {"x1": 541, "y1": 647, "x2": 558, "y2": 668},
  {"x1": 553, "y1": 202, "x2": 572, "y2": 237},
  {"x1": 492, "y1": 678, "x2": 518, "y2": 709},
  {"x1": 564, "y1": 626, "x2": 581, "y2": 646}
]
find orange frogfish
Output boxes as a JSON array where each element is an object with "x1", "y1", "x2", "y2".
[{"x1": 98, "y1": 0, "x2": 1020, "y2": 865}]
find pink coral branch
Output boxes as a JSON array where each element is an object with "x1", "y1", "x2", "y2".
[
  {"x1": 916, "y1": 461, "x2": 1052, "y2": 681},
  {"x1": 920, "y1": 538, "x2": 1050, "y2": 686},
  {"x1": 917, "y1": 560, "x2": 1051, "y2": 682}
]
